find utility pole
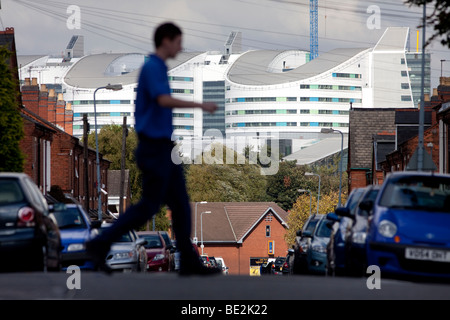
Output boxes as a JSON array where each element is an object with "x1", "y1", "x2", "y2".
[
  {"x1": 119, "y1": 116, "x2": 127, "y2": 215},
  {"x1": 83, "y1": 114, "x2": 90, "y2": 212},
  {"x1": 417, "y1": 4, "x2": 426, "y2": 171}
]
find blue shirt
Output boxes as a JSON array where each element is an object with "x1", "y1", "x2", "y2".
[{"x1": 135, "y1": 54, "x2": 172, "y2": 139}]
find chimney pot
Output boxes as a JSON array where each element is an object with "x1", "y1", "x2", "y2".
[{"x1": 31, "y1": 78, "x2": 38, "y2": 86}]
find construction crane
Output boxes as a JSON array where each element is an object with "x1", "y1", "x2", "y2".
[{"x1": 310, "y1": 0, "x2": 318, "y2": 60}]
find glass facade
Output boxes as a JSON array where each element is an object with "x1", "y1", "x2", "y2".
[
  {"x1": 203, "y1": 81, "x2": 225, "y2": 135},
  {"x1": 405, "y1": 53, "x2": 431, "y2": 108}
]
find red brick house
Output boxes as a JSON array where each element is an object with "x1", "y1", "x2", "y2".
[
  {"x1": 185, "y1": 202, "x2": 289, "y2": 275},
  {"x1": 2, "y1": 27, "x2": 111, "y2": 216}
]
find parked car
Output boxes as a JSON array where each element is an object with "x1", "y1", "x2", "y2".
[
  {"x1": 365, "y1": 171, "x2": 450, "y2": 280},
  {"x1": 215, "y1": 257, "x2": 229, "y2": 275},
  {"x1": 158, "y1": 231, "x2": 176, "y2": 271},
  {"x1": 326, "y1": 187, "x2": 366, "y2": 276},
  {"x1": 327, "y1": 185, "x2": 380, "y2": 276},
  {"x1": 137, "y1": 231, "x2": 170, "y2": 272},
  {"x1": 260, "y1": 258, "x2": 275, "y2": 275},
  {"x1": 282, "y1": 249, "x2": 295, "y2": 275},
  {"x1": 292, "y1": 214, "x2": 324, "y2": 274},
  {"x1": 209, "y1": 256, "x2": 218, "y2": 268},
  {"x1": 305, "y1": 215, "x2": 333, "y2": 275},
  {"x1": 271, "y1": 256, "x2": 286, "y2": 275},
  {"x1": 0, "y1": 172, "x2": 62, "y2": 272},
  {"x1": 52, "y1": 203, "x2": 100, "y2": 270},
  {"x1": 100, "y1": 224, "x2": 147, "y2": 272},
  {"x1": 172, "y1": 240, "x2": 200, "y2": 272}
]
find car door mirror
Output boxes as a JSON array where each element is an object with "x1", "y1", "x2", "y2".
[
  {"x1": 90, "y1": 220, "x2": 102, "y2": 228},
  {"x1": 302, "y1": 230, "x2": 313, "y2": 238},
  {"x1": 359, "y1": 200, "x2": 374, "y2": 212},
  {"x1": 136, "y1": 238, "x2": 147, "y2": 246},
  {"x1": 335, "y1": 207, "x2": 354, "y2": 220},
  {"x1": 296, "y1": 230, "x2": 302, "y2": 237},
  {"x1": 326, "y1": 212, "x2": 340, "y2": 222}
]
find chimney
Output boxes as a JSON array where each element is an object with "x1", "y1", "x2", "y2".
[
  {"x1": 21, "y1": 77, "x2": 39, "y2": 114},
  {"x1": 47, "y1": 89, "x2": 57, "y2": 124},
  {"x1": 64, "y1": 103, "x2": 74, "y2": 135},
  {"x1": 39, "y1": 86, "x2": 49, "y2": 121},
  {"x1": 55, "y1": 94, "x2": 66, "y2": 129}
]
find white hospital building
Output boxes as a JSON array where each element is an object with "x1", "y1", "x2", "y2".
[{"x1": 18, "y1": 27, "x2": 429, "y2": 161}]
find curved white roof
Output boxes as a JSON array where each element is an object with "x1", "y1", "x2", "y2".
[
  {"x1": 63, "y1": 51, "x2": 203, "y2": 89},
  {"x1": 227, "y1": 47, "x2": 370, "y2": 86}
]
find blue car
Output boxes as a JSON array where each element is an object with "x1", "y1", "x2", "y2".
[
  {"x1": 326, "y1": 187, "x2": 366, "y2": 276},
  {"x1": 365, "y1": 171, "x2": 450, "y2": 280},
  {"x1": 305, "y1": 215, "x2": 333, "y2": 274},
  {"x1": 52, "y1": 203, "x2": 100, "y2": 270}
]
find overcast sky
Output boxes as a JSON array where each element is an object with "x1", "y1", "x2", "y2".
[{"x1": 2, "y1": 0, "x2": 449, "y2": 89}]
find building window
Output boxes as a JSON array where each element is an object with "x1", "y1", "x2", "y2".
[
  {"x1": 265, "y1": 225, "x2": 271, "y2": 237},
  {"x1": 401, "y1": 83, "x2": 410, "y2": 89},
  {"x1": 401, "y1": 95, "x2": 412, "y2": 101}
]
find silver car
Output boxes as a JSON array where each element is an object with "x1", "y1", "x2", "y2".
[{"x1": 100, "y1": 223, "x2": 147, "y2": 272}]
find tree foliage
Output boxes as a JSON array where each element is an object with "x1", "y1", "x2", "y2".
[
  {"x1": 405, "y1": 0, "x2": 450, "y2": 48},
  {"x1": 185, "y1": 143, "x2": 269, "y2": 202},
  {"x1": 284, "y1": 190, "x2": 347, "y2": 247},
  {"x1": 0, "y1": 45, "x2": 24, "y2": 172},
  {"x1": 88, "y1": 124, "x2": 141, "y2": 202}
]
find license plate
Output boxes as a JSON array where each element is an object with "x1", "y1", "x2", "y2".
[{"x1": 405, "y1": 247, "x2": 450, "y2": 263}]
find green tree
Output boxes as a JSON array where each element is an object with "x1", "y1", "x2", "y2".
[
  {"x1": 185, "y1": 142, "x2": 269, "y2": 202},
  {"x1": 405, "y1": 0, "x2": 450, "y2": 48},
  {"x1": 88, "y1": 124, "x2": 171, "y2": 230},
  {"x1": 0, "y1": 45, "x2": 24, "y2": 172}
]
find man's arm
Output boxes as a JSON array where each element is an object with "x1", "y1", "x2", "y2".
[{"x1": 157, "y1": 95, "x2": 217, "y2": 113}]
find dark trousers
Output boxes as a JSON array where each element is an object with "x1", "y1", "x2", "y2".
[{"x1": 97, "y1": 137, "x2": 196, "y2": 262}]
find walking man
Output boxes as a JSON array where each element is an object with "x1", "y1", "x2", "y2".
[{"x1": 87, "y1": 22, "x2": 220, "y2": 275}]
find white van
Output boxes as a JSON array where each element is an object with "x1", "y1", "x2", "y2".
[{"x1": 214, "y1": 257, "x2": 229, "y2": 275}]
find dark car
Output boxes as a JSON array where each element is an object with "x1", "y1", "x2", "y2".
[
  {"x1": 0, "y1": 172, "x2": 62, "y2": 272},
  {"x1": 365, "y1": 171, "x2": 450, "y2": 280},
  {"x1": 137, "y1": 231, "x2": 171, "y2": 272},
  {"x1": 305, "y1": 215, "x2": 334, "y2": 275},
  {"x1": 282, "y1": 249, "x2": 295, "y2": 275},
  {"x1": 326, "y1": 187, "x2": 367, "y2": 276},
  {"x1": 271, "y1": 256, "x2": 286, "y2": 275},
  {"x1": 327, "y1": 185, "x2": 380, "y2": 276},
  {"x1": 52, "y1": 203, "x2": 100, "y2": 270},
  {"x1": 291, "y1": 214, "x2": 324, "y2": 274}
]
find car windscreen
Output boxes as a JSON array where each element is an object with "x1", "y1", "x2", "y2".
[
  {"x1": 141, "y1": 235, "x2": 163, "y2": 248},
  {"x1": 379, "y1": 175, "x2": 450, "y2": 213},
  {"x1": 0, "y1": 179, "x2": 25, "y2": 204},
  {"x1": 53, "y1": 206, "x2": 88, "y2": 229},
  {"x1": 315, "y1": 219, "x2": 333, "y2": 237}
]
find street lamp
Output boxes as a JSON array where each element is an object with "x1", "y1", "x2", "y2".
[
  {"x1": 321, "y1": 128, "x2": 344, "y2": 207},
  {"x1": 305, "y1": 172, "x2": 320, "y2": 215},
  {"x1": 200, "y1": 211, "x2": 212, "y2": 255},
  {"x1": 298, "y1": 189, "x2": 312, "y2": 216},
  {"x1": 94, "y1": 84, "x2": 123, "y2": 221},
  {"x1": 194, "y1": 201, "x2": 207, "y2": 244}
]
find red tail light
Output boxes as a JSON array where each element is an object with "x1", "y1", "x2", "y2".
[
  {"x1": 283, "y1": 262, "x2": 288, "y2": 268},
  {"x1": 18, "y1": 207, "x2": 35, "y2": 227}
]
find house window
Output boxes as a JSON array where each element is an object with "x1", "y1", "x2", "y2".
[{"x1": 265, "y1": 225, "x2": 271, "y2": 237}]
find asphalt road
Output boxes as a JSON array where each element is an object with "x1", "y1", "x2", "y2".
[{"x1": 1, "y1": 271, "x2": 449, "y2": 300}]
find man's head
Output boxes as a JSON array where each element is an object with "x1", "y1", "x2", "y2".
[{"x1": 154, "y1": 22, "x2": 182, "y2": 58}]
